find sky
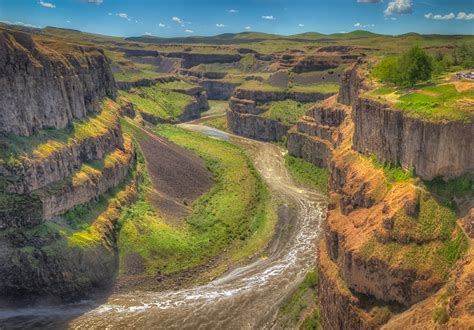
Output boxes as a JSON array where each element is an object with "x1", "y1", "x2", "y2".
[{"x1": 0, "y1": 0, "x2": 473, "y2": 37}]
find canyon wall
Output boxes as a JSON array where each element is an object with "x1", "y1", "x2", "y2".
[
  {"x1": 0, "y1": 28, "x2": 116, "y2": 136},
  {"x1": 353, "y1": 98, "x2": 474, "y2": 180},
  {"x1": 0, "y1": 28, "x2": 136, "y2": 302}
]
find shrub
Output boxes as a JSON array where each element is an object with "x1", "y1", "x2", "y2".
[{"x1": 373, "y1": 46, "x2": 433, "y2": 86}]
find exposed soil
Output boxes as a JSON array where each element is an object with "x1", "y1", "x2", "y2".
[{"x1": 135, "y1": 123, "x2": 214, "y2": 220}]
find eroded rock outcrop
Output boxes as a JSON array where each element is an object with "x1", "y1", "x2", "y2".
[
  {"x1": 353, "y1": 97, "x2": 474, "y2": 180},
  {"x1": 0, "y1": 27, "x2": 116, "y2": 136},
  {"x1": 200, "y1": 79, "x2": 240, "y2": 100}
]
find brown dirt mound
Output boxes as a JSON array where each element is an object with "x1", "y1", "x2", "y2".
[{"x1": 136, "y1": 125, "x2": 214, "y2": 220}]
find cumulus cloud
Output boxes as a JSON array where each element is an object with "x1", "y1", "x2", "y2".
[
  {"x1": 354, "y1": 22, "x2": 375, "y2": 27},
  {"x1": 116, "y1": 13, "x2": 128, "y2": 19},
  {"x1": 245, "y1": 26, "x2": 251, "y2": 30},
  {"x1": 172, "y1": 16, "x2": 183, "y2": 24},
  {"x1": 185, "y1": 29, "x2": 194, "y2": 33},
  {"x1": 456, "y1": 12, "x2": 474, "y2": 20},
  {"x1": 144, "y1": 32, "x2": 152, "y2": 35},
  {"x1": 262, "y1": 15, "x2": 275, "y2": 20},
  {"x1": 216, "y1": 23, "x2": 225, "y2": 27},
  {"x1": 425, "y1": 12, "x2": 474, "y2": 20},
  {"x1": 1, "y1": 20, "x2": 42, "y2": 28},
  {"x1": 159, "y1": 22, "x2": 165, "y2": 27},
  {"x1": 298, "y1": 23, "x2": 304, "y2": 27},
  {"x1": 82, "y1": 0, "x2": 103, "y2": 4},
  {"x1": 384, "y1": 0, "x2": 413, "y2": 15},
  {"x1": 39, "y1": 1, "x2": 56, "y2": 9},
  {"x1": 357, "y1": 0, "x2": 382, "y2": 3},
  {"x1": 229, "y1": 9, "x2": 238, "y2": 13}
]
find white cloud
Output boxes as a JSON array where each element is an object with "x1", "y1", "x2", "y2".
[
  {"x1": 185, "y1": 29, "x2": 194, "y2": 33},
  {"x1": 2, "y1": 21, "x2": 42, "y2": 28},
  {"x1": 456, "y1": 12, "x2": 474, "y2": 20},
  {"x1": 144, "y1": 32, "x2": 152, "y2": 35},
  {"x1": 172, "y1": 16, "x2": 183, "y2": 24},
  {"x1": 229, "y1": 9, "x2": 238, "y2": 13},
  {"x1": 425, "y1": 12, "x2": 474, "y2": 20},
  {"x1": 107, "y1": 12, "x2": 112, "y2": 16},
  {"x1": 127, "y1": 18, "x2": 131, "y2": 21},
  {"x1": 384, "y1": 0, "x2": 413, "y2": 15},
  {"x1": 82, "y1": 0, "x2": 103, "y2": 4},
  {"x1": 262, "y1": 15, "x2": 275, "y2": 20},
  {"x1": 298, "y1": 23, "x2": 304, "y2": 27},
  {"x1": 116, "y1": 13, "x2": 128, "y2": 19},
  {"x1": 216, "y1": 23, "x2": 225, "y2": 27},
  {"x1": 159, "y1": 22, "x2": 165, "y2": 27},
  {"x1": 39, "y1": 1, "x2": 56, "y2": 9},
  {"x1": 245, "y1": 26, "x2": 251, "y2": 30},
  {"x1": 354, "y1": 22, "x2": 375, "y2": 27},
  {"x1": 66, "y1": 20, "x2": 71, "y2": 23},
  {"x1": 357, "y1": 0, "x2": 381, "y2": 2}
]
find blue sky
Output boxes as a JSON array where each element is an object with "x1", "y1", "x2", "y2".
[{"x1": 0, "y1": 0, "x2": 473, "y2": 37}]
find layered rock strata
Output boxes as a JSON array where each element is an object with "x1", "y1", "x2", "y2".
[
  {"x1": 227, "y1": 87, "x2": 336, "y2": 141},
  {"x1": 353, "y1": 97, "x2": 474, "y2": 180},
  {"x1": 0, "y1": 27, "x2": 116, "y2": 136}
]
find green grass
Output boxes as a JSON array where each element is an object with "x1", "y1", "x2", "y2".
[
  {"x1": 262, "y1": 100, "x2": 312, "y2": 126},
  {"x1": 117, "y1": 123, "x2": 275, "y2": 275},
  {"x1": 396, "y1": 84, "x2": 474, "y2": 122},
  {"x1": 119, "y1": 85, "x2": 193, "y2": 122},
  {"x1": 159, "y1": 80, "x2": 197, "y2": 91},
  {"x1": 238, "y1": 80, "x2": 286, "y2": 92},
  {"x1": 201, "y1": 116, "x2": 228, "y2": 131},
  {"x1": 0, "y1": 100, "x2": 119, "y2": 167},
  {"x1": 289, "y1": 82, "x2": 340, "y2": 94},
  {"x1": 285, "y1": 155, "x2": 329, "y2": 194},
  {"x1": 368, "y1": 83, "x2": 474, "y2": 122},
  {"x1": 277, "y1": 270, "x2": 319, "y2": 329},
  {"x1": 366, "y1": 154, "x2": 413, "y2": 184},
  {"x1": 424, "y1": 174, "x2": 474, "y2": 202}
]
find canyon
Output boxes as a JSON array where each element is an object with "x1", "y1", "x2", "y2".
[{"x1": 0, "y1": 22, "x2": 473, "y2": 330}]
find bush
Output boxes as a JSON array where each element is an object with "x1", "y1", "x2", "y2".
[
  {"x1": 453, "y1": 43, "x2": 474, "y2": 68},
  {"x1": 373, "y1": 46, "x2": 433, "y2": 86}
]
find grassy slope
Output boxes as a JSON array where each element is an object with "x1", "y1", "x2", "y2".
[
  {"x1": 117, "y1": 122, "x2": 275, "y2": 275},
  {"x1": 119, "y1": 85, "x2": 193, "y2": 121},
  {"x1": 285, "y1": 155, "x2": 329, "y2": 194},
  {"x1": 367, "y1": 83, "x2": 474, "y2": 122},
  {"x1": 262, "y1": 100, "x2": 312, "y2": 126}
]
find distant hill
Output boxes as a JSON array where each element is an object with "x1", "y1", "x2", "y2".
[{"x1": 127, "y1": 30, "x2": 388, "y2": 45}]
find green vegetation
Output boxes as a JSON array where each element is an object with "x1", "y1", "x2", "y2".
[
  {"x1": 159, "y1": 80, "x2": 196, "y2": 91},
  {"x1": 433, "y1": 307, "x2": 450, "y2": 324},
  {"x1": 395, "y1": 84, "x2": 474, "y2": 122},
  {"x1": 284, "y1": 155, "x2": 329, "y2": 194},
  {"x1": 367, "y1": 83, "x2": 474, "y2": 122},
  {"x1": 239, "y1": 80, "x2": 285, "y2": 92},
  {"x1": 201, "y1": 116, "x2": 228, "y2": 131},
  {"x1": 373, "y1": 46, "x2": 433, "y2": 86},
  {"x1": 0, "y1": 100, "x2": 119, "y2": 166},
  {"x1": 277, "y1": 269, "x2": 319, "y2": 328},
  {"x1": 366, "y1": 154, "x2": 413, "y2": 184},
  {"x1": 117, "y1": 123, "x2": 275, "y2": 275},
  {"x1": 289, "y1": 82, "x2": 340, "y2": 94},
  {"x1": 192, "y1": 54, "x2": 259, "y2": 73},
  {"x1": 424, "y1": 174, "x2": 473, "y2": 202},
  {"x1": 262, "y1": 100, "x2": 312, "y2": 126},
  {"x1": 300, "y1": 308, "x2": 321, "y2": 330},
  {"x1": 119, "y1": 85, "x2": 193, "y2": 122}
]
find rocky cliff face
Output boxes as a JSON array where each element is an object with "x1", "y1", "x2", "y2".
[
  {"x1": 0, "y1": 28, "x2": 136, "y2": 302},
  {"x1": 227, "y1": 110, "x2": 289, "y2": 141},
  {"x1": 353, "y1": 97, "x2": 474, "y2": 180},
  {"x1": 200, "y1": 80, "x2": 240, "y2": 100},
  {"x1": 163, "y1": 52, "x2": 242, "y2": 69},
  {"x1": 309, "y1": 60, "x2": 472, "y2": 329},
  {"x1": 0, "y1": 28, "x2": 116, "y2": 136},
  {"x1": 234, "y1": 88, "x2": 334, "y2": 103},
  {"x1": 288, "y1": 96, "x2": 349, "y2": 168}
]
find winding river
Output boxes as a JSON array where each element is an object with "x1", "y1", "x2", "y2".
[{"x1": 0, "y1": 122, "x2": 326, "y2": 329}]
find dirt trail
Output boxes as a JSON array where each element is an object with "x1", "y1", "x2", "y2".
[{"x1": 0, "y1": 123, "x2": 326, "y2": 329}]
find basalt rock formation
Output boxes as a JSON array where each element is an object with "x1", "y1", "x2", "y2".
[
  {"x1": 0, "y1": 28, "x2": 116, "y2": 136},
  {"x1": 227, "y1": 87, "x2": 336, "y2": 141},
  {"x1": 353, "y1": 97, "x2": 474, "y2": 180},
  {"x1": 0, "y1": 29, "x2": 137, "y2": 302},
  {"x1": 287, "y1": 60, "x2": 473, "y2": 328}
]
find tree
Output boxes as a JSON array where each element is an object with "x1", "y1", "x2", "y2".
[
  {"x1": 398, "y1": 46, "x2": 433, "y2": 86},
  {"x1": 372, "y1": 46, "x2": 434, "y2": 86}
]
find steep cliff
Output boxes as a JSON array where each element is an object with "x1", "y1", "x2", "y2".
[
  {"x1": 353, "y1": 97, "x2": 474, "y2": 180},
  {"x1": 314, "y1": 61, "x2": 471, "y2": 330},
  {"x1": 0, "y1": 27, "x2": 116, "y2": 136},
  {"x1": 200, "y1": 79, "x2": 240, "y2": 100}
]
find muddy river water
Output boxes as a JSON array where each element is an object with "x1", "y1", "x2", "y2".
[{"x1": 0, "y1": 123, "x2": 326, "y2": 329}]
